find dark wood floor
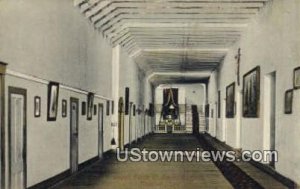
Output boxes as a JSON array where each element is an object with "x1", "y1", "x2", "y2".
[
  {"x1": 52, "y1": 134, "x2": 288, "y2": 189},
  {"x1": 52, "y1": 134, "x2": 232, "y2": 189}
]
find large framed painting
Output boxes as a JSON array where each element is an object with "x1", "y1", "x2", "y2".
[
  {"x1": 294, "y1": 67, "x2": 300, "y2": 89},
  {"x1": 243, "y1": 66, "x2": 260, "y2": 118},
  {"x1": 87, "y1": 93, "x2": 94, "y2": 120},
  {"x1": 47, "y1": 82, "x2": 60, "y2": 121},
  {"x1": 284, "y1": 89, "x2": 293, "y2": 114},
  {"x1": 226, "y1": 82, "x2": 235, "y2": 118}
]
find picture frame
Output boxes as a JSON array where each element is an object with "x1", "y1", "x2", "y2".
[
  {"x1": 293, "y1": 67, "x2": 300, "y2": 89},
  {"x1": 226, "y1": 83, "x2": 235, "y2": 118},
  {"x1": 62, "y1": 99, "x2": 67, "y2": 118},
  {"x1": 284, "y1": 89, "x2": 293, "y2": 114},
  {"x1": 111, "y1": 100, "x2": 114, "y2": 115},
  {"x1": 34, "y1": 96, "x2": 41, "y2": 118},
  {"x1": 106, "y1": 100, "x2": 110, "y2": 116},
  {"x1": 243, "y1": 66, "x2": 260, "y2": 118},
  {"x1": 87, "y1": 93, "x2": 94, "y2": 120},
  {"x1": 94, "y1": 104, "x2": 97, "y2": 115},
  {"x1": 47, "y1": 82, "x2": 60, "y2": 121},
  {"x1": 82, "y1": 101, "x2": 86, "y2": 115}
]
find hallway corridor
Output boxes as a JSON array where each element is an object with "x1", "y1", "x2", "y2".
[{"x1": 52, "y1": 134, "x2": 287, "y2": 189}]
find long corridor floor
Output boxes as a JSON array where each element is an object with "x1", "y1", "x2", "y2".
[{"x1": 52, "y1": 134, "x2": 286, "y2": 189}]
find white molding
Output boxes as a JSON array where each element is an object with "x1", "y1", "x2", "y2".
[{"x1": 6, "y1": 69, "x2": 112, "y2": 100}]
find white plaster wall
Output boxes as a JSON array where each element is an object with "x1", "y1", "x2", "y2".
[
  {"x1": 5, "y1": 76, "x2": 112, "y2": 188},
  {"x1": 118, "y1": 48, "x2": 152, "y2": 144},
  {"x1": 0, "y1": 0, "x2": 114, "y2": 188},
  {"x1": 208, "y1": 0, "x2": 300, "y2": 184}
]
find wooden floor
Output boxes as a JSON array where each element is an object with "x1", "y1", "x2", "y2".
[{"x1": 53, "y1": 134, "x2": 233, "y2": 189}]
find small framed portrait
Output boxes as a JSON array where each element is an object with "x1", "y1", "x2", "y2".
[
  {"x1": 284, "y1": 89, "x2": 293, "y2": 114},
  {"x1": 94, "y1": 104, "x2": 97, "y2": 115},
  {"x1": 294, "y1": 67, "x2": 300, "y2": 89},
  {"x1": 106, "y1": 100, "x2": 110, "y2": 116},
  {"x1": 111, "y1": 100, "x2": 114, "y2": 115},
  {"x1": 47, "y1": 82, "x2": 60, "y2": 121},
  {"x1": 226, "y1": 82, "x2": 235, "y2": 118},
  {"x1": 82, "y1": 101, "x2": 86, "y2": 115},
  {"x1": 34, "y1": 96, "x2": 41, "y2": 117},
  {"x1": 87, "y1": 93, "x2": 94, "y2": 120},
  {"x1": 62, "y1": 99, "x2": 67, "y2": 118},
  {"x1": 243, "y1": 66, "x2": 260, "y2": 118}
]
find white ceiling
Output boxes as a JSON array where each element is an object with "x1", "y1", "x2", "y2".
[{"x1": 74, "y1": 0, "x2": 268, "y2": 84}]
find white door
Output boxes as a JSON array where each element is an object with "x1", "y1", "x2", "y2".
[
  {"x1": 98, "y1": 105, "x2": 104, "y2": 159},
  {"x1": 70, "y1": 99, "x2": 79, "y2": 173},
  {"x1": 10, "y1": 93, "x2": 26, "y2": 189}
]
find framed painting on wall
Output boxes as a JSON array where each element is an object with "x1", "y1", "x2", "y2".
[
  {"x1": 243, "y1": 66, "x2": 260, "y2": 118},
  {"x1": 87, "y1": 93, "x2": 94, "y2": 120},
  {"x1": 226, "y1": 83, "x2": 235, "y2": 118},
  {"x1": 62, "y1": 99, "x2": 67, "y2": 118},
  {"x1": 82, "y1": 101, "x2": 86, "y2": 115},
  {"x1": 294, "y1": 67, "x2": 300, "y2": 89},
  {"x1": 34, "y1": 96, "x2": 41, "y2": 118},
  {"x1": 284, "y1": 89, "x2": 293, "y2": 114},
  {"x1": 47, "y1": 82, "x2": 60, "y2": 121}
]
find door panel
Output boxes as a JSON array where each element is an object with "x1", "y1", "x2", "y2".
[
  {"x1": 9, "y1": 88, "x2": 27, "y2": 189},
  {"x1": 70, "y1": 98, "x2": 79, "y2": 173}
]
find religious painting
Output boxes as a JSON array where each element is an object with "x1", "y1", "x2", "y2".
[
  {"x1": 125, "y1": 87, "x2": 129, "y2": 115},
  {"x1": 133, "y1": 104, "x2": 136, "y2": 116},
  {"x1": 111, "y1": 100, "x2": 114, "y2": 115},
  {"x1": 226, "y1": 83, "x2": 235, "y2": 118},
  {"x1": 243, "y1": 66, "x2": 260, "y2": 118},
  {"x1": 82, "y1": 101, "x2": 86, "y2": 115},
  {"x1": 34, "y1": 96, "x2": 41, "y2": 118},
  {"x1": 106, "y1": 100, "x2": 110, "y2": 116},
  {"x1": 94, "y1": 104, "x2": 97, "y2": 115},
  {"x1": 62, "y1": 99, "x2": 67, "y2": 118},
  {"x1": 217, "y1": 91, "x2": 221, "y2": 118},
  {"x1": 47, "y1": 82, "x2": 60, "y2": 121},
  {"x1": 294, "y1": 67, "x2": 300, "y2": 89},
  {"x1": 284, "y1": 89, "x2": 293, "y2": 114},
  {"x1": 87, "y1": 93, "x2": 94, "y2": 120}
]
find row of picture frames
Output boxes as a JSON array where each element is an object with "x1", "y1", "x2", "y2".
[
  {"x1": 225, "y1": 66, "x2": 300, "y2": 118},
  {"x1": 34, "y1": 82, "x2": 115, "y2": 121}
]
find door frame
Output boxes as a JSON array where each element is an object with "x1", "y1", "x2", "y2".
[
  {"x1": 8, "y1": 87, "x2": 27, "y2": 189},
  {"x1": 98, "y1": 103, "x2": 104, "y2": 159},
  {"x1": 69, "y1": 97, "x2": 79, "y2": 173}
]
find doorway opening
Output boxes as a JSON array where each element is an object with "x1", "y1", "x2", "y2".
[
  {"x1": 8, "y1": 87, "x2": 27, "y2": 189},
  {"x1": 70, "y1": 98, "x2": 79, "y2": 173},
  {"x1": 263, "y1": 71, "x2": 276, "y2": 168}
]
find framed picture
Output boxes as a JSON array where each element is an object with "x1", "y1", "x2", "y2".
[
  {"x1": 243, "y1": 66, "x2": 260, "y2": 118},
  {"x1": 284, "y1": 89, "x2": 293, "y2": 114},
  {"x1": 82, "y1": 101, "x2": 86, "y2": 115},
  {"x1": 111, "y1": 100, "x2": 114, "y2": 115},
  {"x1": 125, "y1": 87, "x2": 129, "y2": 115},
  {"x1": 106, "y1": 100, "x2": 110, "y2": 116},
  {"x1": 226, "y1": 83, "x2": 235, "y2": 118},
  {"x1": 94, "y1": 104, "x2": 97, "y2": 115},
  {"x1": 34, "y1": 96, "x2": 41, "y2": 117},
  {"x1": 47, "y1": 82, "x2": 60, "y2": 121},
  {"x1": 87, "y1": 93, "x2": 94, "y2": 120},
  {"x1": 294, "y1": 67, "x2": 300, "y2": 89},
  {"x1": 62, "y1": 99, "x2": 67, "y2": 118},
  {"x1": 217, "y1": 91, "x2": 221, "y2": 118},
  {"x1": 133, "y1": 104, "x2": 136, "y2": 116}
]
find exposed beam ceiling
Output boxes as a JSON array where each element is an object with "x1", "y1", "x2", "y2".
[{"x1": 74, "y1": 0, "x2": 269, "y2": 85}]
